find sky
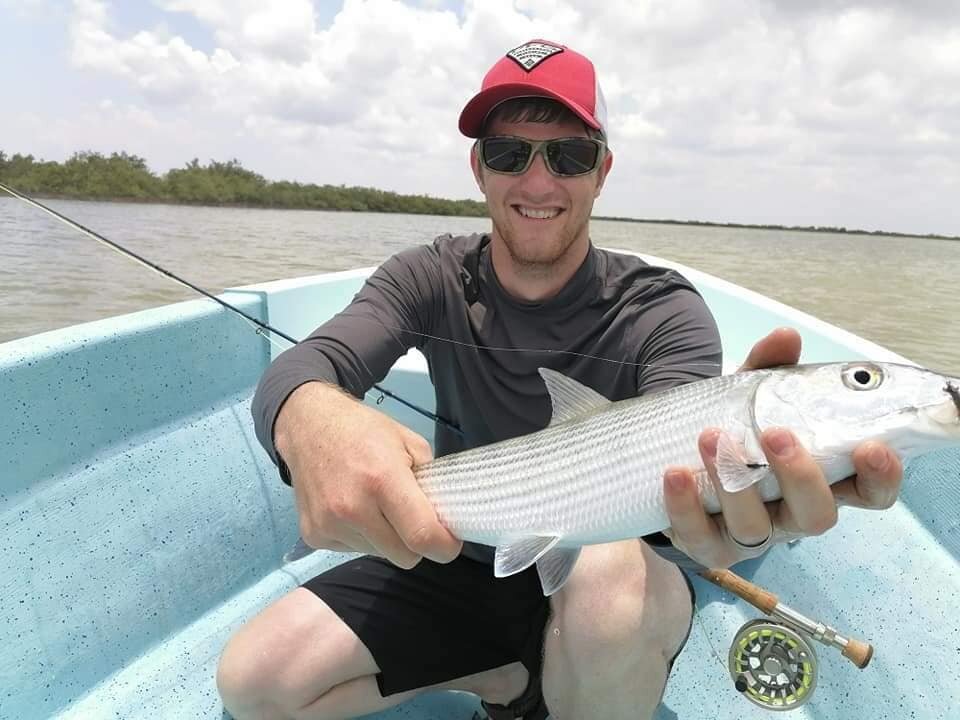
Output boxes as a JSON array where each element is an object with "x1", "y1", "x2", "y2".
[{"x1": 1, "y1": 0, "x2": 959, "y2": 236}]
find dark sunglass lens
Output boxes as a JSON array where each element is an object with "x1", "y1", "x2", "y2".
[
  {"x1": 482, "y1": 138, "x2": 531, "y2": 173},
  {"x1": 547, "y1": 140, "x2": 599, "y2": 175}
]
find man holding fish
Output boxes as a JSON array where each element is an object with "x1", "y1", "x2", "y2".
[{"x1": 217, "y1": 40, "x2": 905, "y2": 720}]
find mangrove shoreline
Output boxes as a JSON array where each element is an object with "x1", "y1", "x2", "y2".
[{"x1": 1, "y1": 151, "x2": 955, "y2": 241}]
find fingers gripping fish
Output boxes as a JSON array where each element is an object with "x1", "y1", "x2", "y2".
[{"x1": 413, "y1": 362, "x2": 960, "y2": 595}]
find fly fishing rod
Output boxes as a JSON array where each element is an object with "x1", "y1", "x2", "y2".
[
  {"x1": 0, "y1": 181, "x2": 463, "y2": 437},
  {"x1": 699, "y1": 568, "x2": 874, "y2": 711},
  {"x1": 4, "y1": 182, "x2": 875, "y2": 712}
]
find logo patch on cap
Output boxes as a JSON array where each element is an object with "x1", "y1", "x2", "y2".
[{"x1": 506, "y1": 42, "x2": 563, "y2": 71}]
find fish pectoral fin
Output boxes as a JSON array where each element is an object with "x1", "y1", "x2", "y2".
[
  {"x1": 538, "y1": 368, "x2": 611, "y2": 426},
  {"x1": 537, "y1": 546, "x2": 582, "y2": 596},
  {"x1": 715, "y1": 430, "x2": 771, "y2": 492},
  {"x1": 494, "y1": 535, "x2": 562, "y2": 578}
]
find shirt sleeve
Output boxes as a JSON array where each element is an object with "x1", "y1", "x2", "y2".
[
  {"x1": 250, "y1": 244, "x2": 442, "y2": 478},
  {"x1": 630, "y1": 278, "x2": 724, "y2": 568},
  {"x1": 635, "y1": 284, "x2": 723, "y2": 394}
]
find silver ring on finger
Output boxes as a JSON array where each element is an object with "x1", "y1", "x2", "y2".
[{"x1": 729, "y1": 522, "x2": 775, "y2": 554}]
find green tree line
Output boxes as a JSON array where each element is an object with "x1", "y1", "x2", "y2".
[
  {"x1": 2, "y1": 150, "x2": 954, "y2": 240},
  {"x1": 0, "y1": 151, "x2": 489, "y2": 217}
]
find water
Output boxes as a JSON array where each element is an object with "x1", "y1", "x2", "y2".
[{"x1": 1, "y1": 198, "x2": 958, "y2": 374}]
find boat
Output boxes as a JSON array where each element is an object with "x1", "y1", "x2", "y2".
[{"x1": 2, "y1": 248, "x2": 958, "y2": 720}]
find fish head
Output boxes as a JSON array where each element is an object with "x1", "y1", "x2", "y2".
[{"x1": 754, "y1": 362, "x2": 960, "y2": 460}]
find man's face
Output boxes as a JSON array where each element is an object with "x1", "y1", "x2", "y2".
[{"x1": 471, "y1": 115, "x2": 611, "y2": 268}]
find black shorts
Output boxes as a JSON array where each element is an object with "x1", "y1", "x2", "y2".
[
  {"x1": 302, "y1": 552, "x2": 697, "y2": 707},
  {"x1": 303, "y1": 553, "x2": 551, "y2": 698}
]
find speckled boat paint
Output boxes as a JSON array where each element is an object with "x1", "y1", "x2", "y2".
[{"x1": 3, "y1": 265, "x2": 960, "y2": 720}]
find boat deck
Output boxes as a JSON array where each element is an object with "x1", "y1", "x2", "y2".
[{"x1": 2, "y1": 254, "x2": 957, "y2": 719}]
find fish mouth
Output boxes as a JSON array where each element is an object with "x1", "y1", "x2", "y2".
[
  {"x1": 932, "y1": 380, "x2": 960, "y2": 430},
  {"x1": 948, "y1": 381, "x2": 960, "y2": 418}
]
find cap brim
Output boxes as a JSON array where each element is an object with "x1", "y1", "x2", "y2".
[{"x1": 458, "y1": 82, "x2": 602, "y2": 138}]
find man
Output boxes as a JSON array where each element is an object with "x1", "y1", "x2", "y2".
[{"x1": 217, "y1": 40, "x2": 903, "y2": 720}]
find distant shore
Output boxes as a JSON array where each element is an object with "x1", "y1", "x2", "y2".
[
  {"x1": 592, "y1": 215, "x2": 958, "y2": 241},
  {"x1": 1, "y1": 150, "x2": 955, "y2": 241}
]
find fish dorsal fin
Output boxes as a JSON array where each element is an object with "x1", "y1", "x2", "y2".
[
  {"x1": 537, "y1": 546, "x2": 582, "y2": 596},
  {"x1": 538, "y1": 368, "x2": 610, "y2": 426},
  {"x1": 494, "y1": 535, "x2": 561, "y2": 578}
]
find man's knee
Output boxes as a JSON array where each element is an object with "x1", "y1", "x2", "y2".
[
  {"x1": 550, "y1": 541, "x2": 693, "y2": 663},
  {"x1": 217, "y1": 625, "x2": 283, "y2": 719},
  {"x1": 216, "y1": 611, "x2": 329, "y2": 720},
  {"x1": 216, "y1": 588, "x2": 372, "y2": 720},
  {"x1": 541, "y1": 542, "x2": 693, "y2": 717}
]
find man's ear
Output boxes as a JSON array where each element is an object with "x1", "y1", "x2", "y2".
[
  {"x1": 470, "y1": 144, "x2": 486, "y2": 193},
  {"x1": 594, "y1": 151, "x2": 614, "y2": 198}
]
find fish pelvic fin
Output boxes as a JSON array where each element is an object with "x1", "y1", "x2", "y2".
[
  {"x1": 537, "y1": 546, "x2": 582, "y2": 595},
  {"x1": 282, "y1": 537, "x2": 316, "y2": 564},
  {"x1": 494, "y1": 535, "x2": 561, "y2": 578},
  {"x1": 538, "y1": 368, "x2": 611, "y2": 426},
  {"x1": 715, "y1": 430, "x2": 772, "y2": 492}
]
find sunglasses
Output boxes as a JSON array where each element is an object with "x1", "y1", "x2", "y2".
[{"x1": 476, "y1": 135, "x2": 606, "y2": 177}]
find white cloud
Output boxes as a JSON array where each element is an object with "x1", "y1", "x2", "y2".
[
  {"x1": 160, "y1": 0, "x2": 318, "y2": 62},
  {"x1": 614, "y1": 113, "x2": 666, "y2": 141},
  {"x1": 242, "y1": 3, "x2": 316, "y2": 62},
  {"x1": 70, "y1": 0, "x2": 238, "y2": 104},
  {"x1": 48, "y1": 0, "x2": 960, "y2": 234}
]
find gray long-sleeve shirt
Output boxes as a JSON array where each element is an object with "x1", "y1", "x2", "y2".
[{"x1": 252, "y1": 233, "x2": 722, "y2": 568}]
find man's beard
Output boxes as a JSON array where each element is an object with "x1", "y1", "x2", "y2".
[{"x1": 493, "y1": 217, "x2": 581, "y2": 276}]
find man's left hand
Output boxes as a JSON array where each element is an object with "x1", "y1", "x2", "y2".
[{"x1": 661, "y1": 327, "x2": 904, "y2": 569}]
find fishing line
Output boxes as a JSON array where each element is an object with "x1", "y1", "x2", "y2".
[
  {"x1": 0, "y1": 182, "x2": 299, "y2": 343},
  {"x1": 695, "y1": 607, "x2": 731, "y2": 674},
  {"x1": 6, "y1": 185, "x2": 889, "y2": 710},
  {"x1": 360, "y1": 318, "x2": 724, "y2": 370},
  {"x1": 1, "y1": 181, "x2": 724, "y2": 432},
  {"x1": 0, "y1": 181, "x2": 462, "y2": 436}
]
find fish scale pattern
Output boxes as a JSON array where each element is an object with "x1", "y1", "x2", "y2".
[{"x1": 416, "y1": 373, "x2": 761, "y2": 547}]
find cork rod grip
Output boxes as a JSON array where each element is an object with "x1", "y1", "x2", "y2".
[{"x1": 698, "y1": 568, "x2": 779, "y2": 614}]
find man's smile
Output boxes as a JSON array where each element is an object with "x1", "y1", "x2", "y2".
[{"x1": 513, "y1": 204, "x2": 564, "y2": 220}]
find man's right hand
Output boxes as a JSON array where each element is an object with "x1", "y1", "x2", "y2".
[{"x1": 274, "y1": 382, "x2": 463, "y2": 568}]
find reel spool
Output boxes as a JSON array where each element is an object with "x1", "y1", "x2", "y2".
[{"x1": 729, "y1": 619, "x2": 818, "y2": 711}]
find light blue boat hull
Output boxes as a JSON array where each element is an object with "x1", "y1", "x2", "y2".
[{"x1": 2, "y1": 254, "x2": 957, "y2": 719}]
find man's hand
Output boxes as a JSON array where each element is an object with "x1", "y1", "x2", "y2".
[
  {"x1": 275, "y1": 382, "x2": 462, "y2": 569},
  {"x1": 661, "y1": 327, "x2": 904, "y2": 568}
]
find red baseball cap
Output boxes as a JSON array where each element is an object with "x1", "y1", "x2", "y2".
[{"x1": 459, "y1": 39, "x2": 608, "y2": 138}]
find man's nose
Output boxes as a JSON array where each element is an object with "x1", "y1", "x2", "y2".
[{"x1": 517, "y1": 148, "x2": 555, "y2": 189}]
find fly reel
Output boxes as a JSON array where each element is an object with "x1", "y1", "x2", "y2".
[{"x1": 728, "y1": 619, "x2": 818, "y2": 711}]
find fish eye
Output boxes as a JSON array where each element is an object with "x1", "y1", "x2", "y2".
[{"x1": 842, "y1": 364, "x2": 884, "y2": 391}]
